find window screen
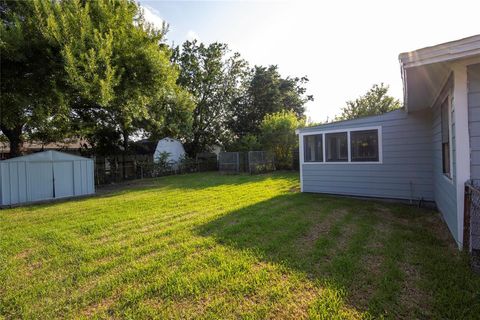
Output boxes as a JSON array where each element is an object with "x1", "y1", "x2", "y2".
[
  {"x1": 441, "y1": 98, "x2": 451, "y2": 178},
  {"x1": 350, "y1": 129, "x2": 379, "y2": 162},
  {"x1": 304, "y1": 134, "x2": 323, "y2": 162},
  {"x1": 326, "y1": 132, "x2": 348, "y2": 162}
]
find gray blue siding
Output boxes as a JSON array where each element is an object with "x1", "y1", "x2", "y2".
[
  {"x1": 301, "y1": 109, "x2": 434, "y2": 201},
  {"x1": 468, "y1": 63, "x2": 480, "y2": 248},
  {"x1": 431, "y1": 80, "x2": 457, "y2": 240},
  {"x1": 468, "y1": 63, "x2": 480, "y2": 179}
]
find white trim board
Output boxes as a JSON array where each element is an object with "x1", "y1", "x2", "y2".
[{"x1": 452, "y1": 61, "x2": 470, "y2": 249}]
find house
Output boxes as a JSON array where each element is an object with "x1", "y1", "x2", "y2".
[{"x1": 296, "y1": 35, "x2": 480, "y2": 248}]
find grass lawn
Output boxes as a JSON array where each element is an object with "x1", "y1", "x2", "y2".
[{"x1": 1, "y1": 172, "x2": 479, "y2": 319}]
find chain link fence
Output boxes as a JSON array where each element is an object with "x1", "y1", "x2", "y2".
[
  {"x1": 464, "y1": 181, "x2": 480, "y2": 272},
  {"x1": 218, "y1": 152, "x2": 246, "y2": 173},
  {"x1": 247, "y1": 151, "x2": 275, "y2": 174},
  {"x1": 219, "y1": 151, "x2": 277, "y2": 174},
  {"x1": 94, "y1": 156, "x2": 217, "y2": 185}
]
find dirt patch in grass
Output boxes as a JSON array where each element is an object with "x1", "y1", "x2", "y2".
[
  {"x1": 420, "y1": 214, "x2": 458, "y2": 251},
  {"x1": 333, "y1": 218, "x2": 358, "y2": 252},
  {"x1": 373, "y1": 205, "x2": 411, "y2": 227},
  {"x1": 297, "y1": 209, "x2": 349, "y2": 252},
  {"x1": 397, "y1": 258, "x2": 431, "y2": 318},
  {"x1": 289, "y1": 186, "x2": 301, "y2": 193},
  {"x1": 14, "y1": 248, "x2": 33, "y2": 260},
  {"x1": 81, "y1": 295, "x2": 116, "y2": 318}
]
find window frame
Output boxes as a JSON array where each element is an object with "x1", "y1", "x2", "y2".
[
  {"x1": 440, "y1": 95, "x2": 453, "y2": 180},
  {"x1": 350, "y1": 129, "x2": 381, "y2": 162},
  {"x1": 303, "y1": 133, "x2": 323, "y2": 162},
  {"x1": 325, "y1": 131, "x2": 349, "y2": 162},
  {"x1": 300, "y1": 126, "x2": 382, "y2": 165}
]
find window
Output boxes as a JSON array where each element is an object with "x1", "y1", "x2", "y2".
[
  {"x1": 351, "y1": 129, "x2": 379, "y2": 162},
  {"x1": 304, "y1": 134, "x2": 323, "y2": 162},
  {"x1": 326, "y1": 132, "x2": 348, "y2": 162},
  {"x1": 441, "y1": 97, "x2": 451, "y2": 178},
  {"x1": 302, "y1": 127, "x2": 382, "y2": 164}
]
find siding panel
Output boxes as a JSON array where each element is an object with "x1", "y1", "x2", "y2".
[
  {"x1": 432, "y1": 79, "x2": 457, "y2": 241},
  {"x1": 468, "y1": 63, "x2": 480, "y2": 250},
  {"x1": 469, "y1": 64, "x2": 480, "y2": 179},
  {"x1": 301, "y1": 109, "x2": 434, "y2": 201}
]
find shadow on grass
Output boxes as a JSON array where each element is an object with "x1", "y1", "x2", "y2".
[{"x1": 195, "y1": 191, "x2": 480, "y2": 318}]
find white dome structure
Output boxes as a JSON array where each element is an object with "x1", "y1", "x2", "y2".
[{"x1": 153, "y1": 138, "x2": 186, "y2": 167}]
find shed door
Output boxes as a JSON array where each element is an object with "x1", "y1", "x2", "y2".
[
  {"x1": 53, "y1": 161, "x2": 74, "y2": 198},
  {"x1": 28, "y1": 162, "x2": 54, "y2": 201}
]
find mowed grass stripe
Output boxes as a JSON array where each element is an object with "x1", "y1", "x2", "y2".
[{"x1": 1, "y1": 172, "x2": 479, "y2": 319}]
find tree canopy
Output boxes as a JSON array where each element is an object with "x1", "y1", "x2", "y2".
[
  {"x1": 1, "y1": 1, "x2": 312, "y2": 162},
  {"x1": 260, "y1": 110, "x2": 304, "y2": 169},
  {"x1": 230, "y1": 65, "x2": 312, "y2": 138},
  {"x1": 172, "y1": 40, "x2": 249, "y2": 156},
  {"x1": 0, "y1": 0, "x2": 68, "y2": 156},
  {"x1": 35, "y1": 0, "x2": 193, "y2": 158},
  {"x1": 336, "y1": 83, "x2": 402, "y2": 121}
]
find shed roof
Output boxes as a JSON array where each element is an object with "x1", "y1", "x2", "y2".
[{"x1": 2, "y1": 150, "x2": 92, "y2": 162}]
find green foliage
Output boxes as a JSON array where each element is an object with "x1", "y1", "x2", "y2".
[
  {"x1": 154, "y1": 151, "x2": 173, "y2": 171},
  {"x1": 336, "y1": 83, "x2": 402, "y2": 121},
  {"x1": 172, "y1": 40, "x2": 249, "y2": 156},
  {"x1": 35, "y1": 0, "x2": 192, "y2": 154},
  {"x1": 230, "y1": 65, "x2": 312, "y2": 138},
  {"x1": 0, "y1": 0, "x2": 69, "y2": 155},
  {"x1": 260, "y1": 110, "x2": 304, "y2": 169},
  {"x1": 225, "y1": 134, "x2": 261, "y2": 152}
]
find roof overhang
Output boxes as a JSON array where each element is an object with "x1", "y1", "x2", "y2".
[{"x1": 399, "y1": 35, "x2": 480, "y2": 112}]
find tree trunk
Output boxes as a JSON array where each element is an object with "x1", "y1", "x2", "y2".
[
  {"x1": 122, "y1": 131, "x2": 129, "y2": 179},
  {"x1": 0, "y1": 124, "x2": 24, "y2": 158}
]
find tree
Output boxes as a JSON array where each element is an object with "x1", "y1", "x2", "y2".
[
  {"x1": 336, "y1": 83, "x2": 402, "y2": 121},
  {"x1": 230, "y1": 65, "x2": 312, "y2": 138},
  {"x1": 0, "y1": 1, "x2": 68, "y2": 156},
  {"x1": 225, "y1": 134, "x2": 261, "y2": 152},
  {"x1": 172, "y1": 40, "x2": 249, "y2": 156},
  {"x1": 260, "y1": 110, "x2": 304, "y2": 169},
  {"x1": 36, "y1": 0, "x2": 192, "y2": 173}
]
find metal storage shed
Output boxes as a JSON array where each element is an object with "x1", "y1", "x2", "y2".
[{"x1": 0, "y1": 150, "x2": 94, "y2": 206}]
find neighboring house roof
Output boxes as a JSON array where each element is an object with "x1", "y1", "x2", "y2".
[
  {"x1": 399, "y1": 34, "x2": 480, "y2": 112},
  {"x1": 0, "y1": 140, "x2": 89, "y2": 154}
]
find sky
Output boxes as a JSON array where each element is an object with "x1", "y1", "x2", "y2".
[{"x1": 140, "y1": 0, "x2": 480, "y2": 123}]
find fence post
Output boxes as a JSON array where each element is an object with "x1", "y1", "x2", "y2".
[{"x1": 236, "y1": 152, "x2": 240, "y2": 173}]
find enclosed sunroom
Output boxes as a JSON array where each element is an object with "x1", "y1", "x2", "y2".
[{"x1": 297, "y1": 35, "x2": 480, "y2": 248}]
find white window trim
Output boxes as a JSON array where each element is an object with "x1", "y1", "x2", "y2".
[
  {"x1": 300, "y1": 126, "x2": 383, "y2": 165},
  {"x1": 441, "y1": 94, "x2": 454, "y2": 183}
]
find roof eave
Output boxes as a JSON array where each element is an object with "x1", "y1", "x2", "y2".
[{"x1": 399, "y1": 34, "x2": 480, "y2": 111}]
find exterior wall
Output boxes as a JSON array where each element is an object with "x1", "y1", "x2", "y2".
[
  {"x1": 299, "y1": 109, "x2": 433, "y2": 201},
  {"x1": 468, "y1": 63, "x2": 480, "y2": 249},
  {"x1": 0, "y1": 151, "x2": 95, "y2": 206},
  {"x1": 431, "y1": 78, "x2": 457, "y2": 240},
  {"x1": 468, "y1": 63, "x2": 480, "y2": 179}
]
